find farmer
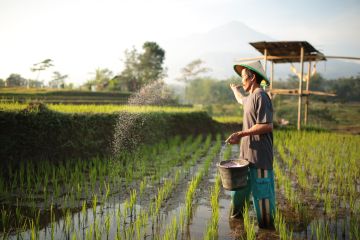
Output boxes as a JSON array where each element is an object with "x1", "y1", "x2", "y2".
[{"x1": 226, "y1": 60, "x2": 275, "y2": 228}]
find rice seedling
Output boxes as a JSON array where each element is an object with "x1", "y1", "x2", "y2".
[
  {"x1": 1, "y1": 207, "x2": 8, "y2": 235},
  {"x1": 85, "y1": 223, "x2": 93, "y2": 240},
  {"x1": 94, "y1": 218, "x2": 101, "y2": 240},
  {"x1": 71, "y1": 231, "x2": 77, "y2": 240},
  {"x1": 243, "y1": 202, "x2": 255, "y2": 240},
  {"x1": 139, "y1": 179, "x2": 146, "y2": 199},
  {"x1": 81, "y1": 201, "x2": 87, "y2": 226},
  {"x1": 0, "y1": 178, "x2": 5, "y2": 197},
  {"x1": 129, "y1": 189, "x2": 137, "y2": 219},
  {"x1": 77, "y1": 183, "x2": 82, "y2": 200},
  {"x1": 161, "y1": 216, "x2": 178, "y2": 240},
  {"x1": 104, "y1": 214, "x2": 111, "y2": 240},
  {"x1": 350, "y1": 215, "x2": 360, "y2": 240},
  {"x1": 92, "y1": 195, "x2": 98, "y2": 219},
  {"x1": 274, "y1": 208, "x2": 293, "y2": 240},
  {"x1": 15, "y1": 199, "x2": 22, "y2": 227},
  {"x1": 310, "y1": 219, "x2": 331, "y2": 240},
  {"x1": 179, "y1": 208, "x2": 185, "y2": 235},
  {"x1": 204, "y1": 174, "x2": 221, "y2": 240},
  {"x1": 65, "y1": 209, "x2": 72, "y2": 238},
  {"x1": 51, "y1": 218, "x2": 55, "y2": 239},
  {"x1": 123, "y1": 200, "x2": 129, "y2": 226},
  {"x1": 135, "y1": 212, "x2": 142, "y2": 240},
  {"x1": 125, "y1": 222, "x2": 134, "y2": 240},
  {"x1": 116, "y1": 208, "x2": 122, "y2": 239},
  {"x1": 104, "y1": 181, "x2": 110, "y2": 201},
  {"x1": 30, "y1": 219, "x2": 36, "y2": 240}
]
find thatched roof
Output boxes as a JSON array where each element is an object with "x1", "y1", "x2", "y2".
[{"x1": 250, "y1": 41, "x2": 326, "y2": 63}]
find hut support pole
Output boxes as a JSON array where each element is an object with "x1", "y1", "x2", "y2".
[
  {"x1": 297, "y1": 47, "x2": 304, "y2": 130},
  {"x1": 304, "y1": 61, "x2": 311, "y2": 125},
  {"x1": 270, "y1": 61, "x2": 274, "y2": 90},
  {"x1": 264, "y1": 49, "x2": 268, "y2": 73}
]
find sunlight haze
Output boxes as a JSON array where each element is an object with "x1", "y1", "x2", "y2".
[{"x1": 1, "y1": 0, "x2": 359, "y2": 86}]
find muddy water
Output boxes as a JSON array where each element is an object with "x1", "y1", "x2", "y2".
[
  {"x1": 5, "y1": 143, "x2": 275, "y2": 240},
  {"x1": 11, "y1": 142, "x2": 353, "y2": 239}
]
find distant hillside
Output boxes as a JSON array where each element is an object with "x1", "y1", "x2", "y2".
[{"x1": 163, "y1": 21, "x2": 360, "y2": 82}]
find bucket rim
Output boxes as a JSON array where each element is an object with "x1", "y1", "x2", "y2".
[{"x1": 217, "y1": 159, "x2": 249, "y2": 168}]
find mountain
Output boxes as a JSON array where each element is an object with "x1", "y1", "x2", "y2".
[{"x1": 163, "y1": 21, "x2": 360, "y2": 82}]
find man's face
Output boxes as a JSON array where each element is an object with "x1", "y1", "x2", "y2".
[{"x1": 241, "y1": 69, "x2": 253, "y2": 92}]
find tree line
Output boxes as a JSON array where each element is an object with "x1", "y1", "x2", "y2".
[
  {"x1": 181, "y1": 73, "x2": 360, "y2": 104},
  {"x1": 1, "y1": 41, "x2": 359, "y2": 103},
  {"x1": 0, "y1": 41, "x2": 166, "y2": 92}
]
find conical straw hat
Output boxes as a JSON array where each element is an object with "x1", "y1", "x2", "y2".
[{"x1": 233, "y1": 60, "x2": 269, "y2": 85}]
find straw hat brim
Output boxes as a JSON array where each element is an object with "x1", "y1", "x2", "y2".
[{"x1": 233, "y1": 64, "x2": 269, "y2": 85}]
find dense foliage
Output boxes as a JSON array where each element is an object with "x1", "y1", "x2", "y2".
[
  {"x1": 108, "y1": 42, "x2": 166, "y2": 92},
  {"x1": 274, "y1": 73, "x2": 360, "y2": 102},
  {"x1": 181, "y1": 74, "x2": 360, "y2": 104}
]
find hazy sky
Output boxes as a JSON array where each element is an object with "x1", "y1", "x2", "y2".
[{"x1": 1, "y1": 0, "x2": 359, "y2": 85}]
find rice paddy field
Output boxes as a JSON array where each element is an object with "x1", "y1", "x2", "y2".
[
  {"x1": 1, "y1": 98, "x2": 359, "y2": 239},
  {"x1": 0, "y1": 128, "x2": 359, "y2": 239}
]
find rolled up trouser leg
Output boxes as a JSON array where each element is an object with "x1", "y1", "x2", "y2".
[
  {"x1": 250, "y1": 167, "x2": 276, "y2": 228},
  {"x1": 229, "y1": 170, "x2": 251, "y2": 218}
]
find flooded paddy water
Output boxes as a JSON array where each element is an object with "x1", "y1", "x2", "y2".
[{"x1": 1, "y1": 131, "x2": 360, "y2": 239}]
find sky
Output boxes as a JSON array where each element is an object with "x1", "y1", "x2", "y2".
[{"x1": 0, "y1": 0, "x2": 359, "y2": 86}]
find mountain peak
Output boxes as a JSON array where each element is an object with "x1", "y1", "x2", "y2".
[
  {"x1": 206, "y1": 21, "x2": 273, "y2": 43},
  {"x1": 164, "y1": 21, "x2": 360, "y2": 81}
]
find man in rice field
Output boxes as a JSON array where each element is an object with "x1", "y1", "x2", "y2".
[{"x1": 225, "y1": 60, "x2": 275, "y2": 229}]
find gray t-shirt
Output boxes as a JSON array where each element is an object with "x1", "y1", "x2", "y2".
[{"x1": 240, "y1": 88, "x2": 273, "y2": 170}]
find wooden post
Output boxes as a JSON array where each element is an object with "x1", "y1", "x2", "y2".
[
  {"x1": 270, "y1": 61, "x2": 274, "y2": 90},
  {"x1": 297, "y1": 47, "x2": 304, "y2": 130},
  {"x1": 264, "y1": 49, "x2": 268, "y2": 73},
  {"x1": 269, "y1": 61, "x2": 274, "y2": 99},
  {"x1": 304, "y1": 61, "x2": 311, "y2": 125}
]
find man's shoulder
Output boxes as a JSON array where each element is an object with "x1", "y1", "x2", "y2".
[{"x1": 253, "y1": 89, "x2": 271, "y2": 101}]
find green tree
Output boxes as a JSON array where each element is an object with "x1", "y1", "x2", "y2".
[
  {"x1": 28, "y1": 79, "x2": 43, "y2": 88},
  {"x1": 309, "y1": 73, "x2": 326, "y2": 91},
  {"x1": 6, "y1": 74, "x2": 27, "y2": 87},
  {"x1": 329, "y1": 75, "x2": 360, "y2": 102},
  {"x1": 30, "y1": 59, "x2": 54, "y2": 88},
  {"x1": 116, "y1": 48, "x2": 140, "y2": 91},
  {"x1": 177, "y1": 59, "x2": 211, "y2": 82},
  {"x1": 114, "y1": 42, "x2": 166, "y2": 92},
  {"x1": 84, "y1": 68, "x2": 113, "y2": 91},
  {"x1": 138, "y1": 41, "x2": 166, "y2": 85},
  {"x1": 49, "y1": 71, "x2": 68, "y2": 89}
]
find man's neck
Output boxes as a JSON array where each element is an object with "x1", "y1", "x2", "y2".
[{"x1": 249, "y1": 84, "x2": 260, "y2": 94}]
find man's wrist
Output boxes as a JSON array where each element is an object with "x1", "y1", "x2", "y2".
[{"x1": 237, "y1": 130, "x2": 249, "y2": 137}]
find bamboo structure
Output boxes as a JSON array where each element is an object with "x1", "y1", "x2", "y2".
[
  {"x1": 304, "y1": 62, "x2": 311, "y2": 125},
  {"x1": 235, "y1": 41, "x2": 359, "y2": 130}
]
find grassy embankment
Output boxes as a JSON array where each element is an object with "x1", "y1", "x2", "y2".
[
  {"x1": 0, "y1": 87, "x2": 131, "y2": 104},
  {"x1": 0, "y1": 102, "x2": 220, "y2": 164}
]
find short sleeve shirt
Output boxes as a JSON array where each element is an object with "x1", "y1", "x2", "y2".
[{"x1": 240, "y1": 88, "x2": 273, "y2": 170}]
